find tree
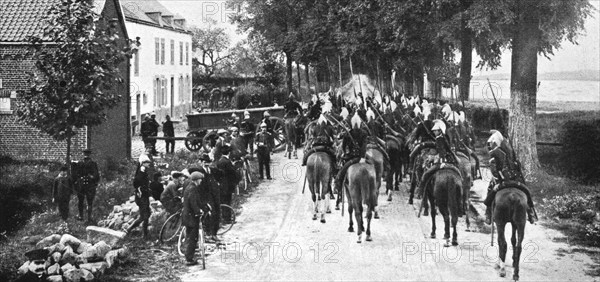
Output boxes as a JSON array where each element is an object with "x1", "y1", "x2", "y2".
[
  {"x1": 505, "y1": 0, "x2": 592, "y2": 179},
  {"x1": 191, "y1": 19, "x2": 232, "y2": 78},
  {"x1": 17, "y1": 0, "x2": 131, "y2": 172}
]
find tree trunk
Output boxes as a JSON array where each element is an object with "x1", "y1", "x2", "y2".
[
  {"x1": 285, "y1": 51, "x2": 293, "y2": 95},
  {"x1": 459, "y1": 16, "x2": 473, "y2": 101},
  {"x1": 509, "y1": 0, "x2": 541, "y2": 180},
  {"x1": 414, "y1": 67, "x2": 424, "y2": 97},
  {"x1": 296, "y1": 61, "x2": 302, "y2": 96},
  {"x1": 305, "y1": 63, "x2": 310, "y2": 95},
  {"x1": 404, "y1": 71, "x2": 414, "y2": 97}
]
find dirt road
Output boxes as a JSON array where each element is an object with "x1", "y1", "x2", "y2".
[{"x1": 180, "y1": 152, "x2": 597, "y2": 281}]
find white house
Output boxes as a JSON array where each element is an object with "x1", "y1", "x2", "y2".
[{"x1": 122, "y1": 0, "x2": 193, "y2": 125}]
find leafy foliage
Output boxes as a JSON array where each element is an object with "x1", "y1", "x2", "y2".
[
  {"x1": 191, "y1": 19, "x2": 232, "y2": 79},
  {"x1": 17, "y1": 0, "x2": 131, "y2": 143}
]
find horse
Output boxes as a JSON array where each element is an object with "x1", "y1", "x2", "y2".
[
  {"x1": 425, "y1": 166, "x2": 462, "y2": 246},
  {"x1": 344, "y1": 162, "x2": 377, "y2": 243},
  {"x1": 284, "y1": 117, "x2": 298, "y2": 159},
  {"x1": 455, "y1": 151, "x2": 474, "y2": 230},
  {"x1": 493, "y1": 185, "x2": 528, "y2": 281},
  {"x1": 306, "y1": 152, "x2": 333, "y2": 223},
  {"x1": 385, "y1": 135, "x2": 404, "y2": 200},
  {"x1": 365, "y1": 143, "x2": 385, "y2": 219}
]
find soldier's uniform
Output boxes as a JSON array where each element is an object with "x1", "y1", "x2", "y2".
[
  {"x1": 334, "y1": 114, "x2": 368, "y2": 198},
  {"x1": 417, "y1": 120, "x2": 463, "y2": 216},
  {"x1": 73, "y1": 149, "x2": 100, "y2": 222},
  {"x1": 240, "y1": 112, "x2": 256, "y2": 157},
  {"x1": 284, "y1": 94, "x2": 303, "y2": 119},
  {"x1": 255, "y1": 124, "x2": 274, "y2": 179},
  {"x1": 302, "y1": 116, "x2": 337, "y2": 177},
  {"x1": 484, "y1": 131, "x2": 537, "y2": 224}
]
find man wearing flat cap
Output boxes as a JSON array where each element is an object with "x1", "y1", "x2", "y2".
[
  {"x1": 161, "y1": 171, "x2": 187, "y2": 214},
  {"x1": 182, "y1": 171, "x2": 212, "y2": 265}
]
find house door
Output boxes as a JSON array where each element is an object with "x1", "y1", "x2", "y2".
[{"x1": 170, "y1": 77, "x2": 175, "y2": 117}]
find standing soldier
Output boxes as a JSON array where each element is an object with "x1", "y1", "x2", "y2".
[
  {"x1": 261, "y1": 111, "x2": 273, "y2": 134},
  {"x1": 73, "y1": 149, "x2": 100, "y2": 223},
  {"x1": 53, "y1": 165, "x2": 72, "y2": 224},
  {"x1": 149, "y1": 113, "x2": 160, "y2": 155},
  {"x1": 140, "y1": 115, "x2": 152, "y2": 150},
  {"x1": 240, "y1": 111, "x2": 256, "y2": 158},
  {"x1": 163, "y1": 115, "x2": 175, "y2": 154},
  {"x1": 255, "y1": 123, "x2": 274, "y2": 180}
]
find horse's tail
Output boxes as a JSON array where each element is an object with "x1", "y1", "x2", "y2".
[{"x1": 437, "y1": 169, "x2": 461, "y2": 216}]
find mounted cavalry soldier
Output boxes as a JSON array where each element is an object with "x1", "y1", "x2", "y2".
[
  {"x1": 284, "y1": 93, "x2": 303, "y2": 119},
  {"x1": 334, "y1": 113, "x2": 369, "y2": 198},
  {"x1": 416, "y1": 120, "x2": 464, "y2": 216},
  {"x1": 484, "y1": 131, "x2": 538, "y2": 225},
  {"x1": 302, "y1": 114, "x2": 337, "y2": 175},
  {"x1": 72, "y1": 148, "x2": 100, "y2": 222}
]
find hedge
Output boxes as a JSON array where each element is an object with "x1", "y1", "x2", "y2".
[{"x1": 560, "y1": 119, "x2": 600, "y2": 183}]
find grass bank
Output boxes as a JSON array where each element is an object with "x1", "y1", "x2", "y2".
[{"x1": 0, "y1": 149, "x2": 261, "y2": 281}]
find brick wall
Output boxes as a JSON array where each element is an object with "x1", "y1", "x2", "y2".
[{"x1": 0, "y1": 114, "x2": 87, "y2": 161}]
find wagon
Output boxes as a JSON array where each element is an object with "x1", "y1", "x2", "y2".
[{"x1": 183, "y1": 106, "x2": 288, "y2": 152}]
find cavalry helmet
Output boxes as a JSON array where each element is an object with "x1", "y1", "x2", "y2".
[
  {"x1": 487, "y1": 130, "x2": 504, "y2": 149},
  {"x1": 263, "y1": 111, "x2": 270, "y2": 117},
  {"x1": 217, "y1": 129, "x2": 228, "y2": 135},
  {"x1": 431, "y1": 119, "x2": 447, "y2": 134},
  {"x1": 351, "y1": 112, "x2": 362, "y2": 129},
  {"x1": 340, "y1": 107, "x2": 349, "y2": 119}
]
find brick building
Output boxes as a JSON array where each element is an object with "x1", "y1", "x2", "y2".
[{"x1": 0, "y1": 0, "x2": 131, "y2": 167}]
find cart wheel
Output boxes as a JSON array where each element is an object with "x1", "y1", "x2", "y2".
[
  {"x1": 269, "y1": 117, "x2": 287, "y2": 152},
  {"x1": 185, "y1": 131, "x2": 204, "y2": 151}
]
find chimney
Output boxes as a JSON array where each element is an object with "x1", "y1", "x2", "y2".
[{"x1": 145, "y1": 12, "x2": 162, "y2": 25}]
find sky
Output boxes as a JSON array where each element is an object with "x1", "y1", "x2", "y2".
[{"x1": 160, "y1": 0, "x2": 600, "y2": 75}]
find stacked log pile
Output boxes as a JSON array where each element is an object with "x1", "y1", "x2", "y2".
[{"x1": 16, "y1": 227, "x2": 128, "y2": 282}]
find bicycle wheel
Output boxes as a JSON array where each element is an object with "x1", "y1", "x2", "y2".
[
  {"x1": 199, "y1": 227, "x2": 206, "y2": 270},
  {"x1": 218, "y1": 204, "x2": 236, "y2": 235},
  {"x1": 178, "y1": 225, "x2": 206, "y2": 269},
  {"x1": 177, "y1": 226, "x2": 187, "y2": 256},
  {"x1": 159, "y1": 212, "x2": 182, "y2": 243}
]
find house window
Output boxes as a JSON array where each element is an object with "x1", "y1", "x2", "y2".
[
  {"x1": 153, "y1": 78, "x2": 159, "y2": 106},
  {"x1": 185, "y1": 43, "x2": 189, "y2": 65},
  {"x1": 134, "y1": 51, "x2": 139, "y2": 76},
  {"x1": 160, "y1": 38, "x2": 165, "y2": 65},
  {"x1": 185, "y1": 75, "x2": 190, "y2": 101},
  {"x1": 155, "y1": 38, "x2": 159, "y2": 65},
  {"x1": 143, "y1": 92, "x2": 147, "y2": 105},
  {"x1": 179, "y1": 42, "x2": 183, "y2": 65},
  {"x1": 178, "y1": 76, "x2": 184, "y2": 103},
  {"x1": 0, "y1": 98, "x2": 10, "y2": 112},
  {"x1": 170, "y1": 40, "x2": 175, "y2": 65},
  {"x1": 161, "y1": 78, "x2": 167, "y2": 106}
]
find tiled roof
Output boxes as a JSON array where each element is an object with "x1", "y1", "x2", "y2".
[
  {"x1": 0, "y1": 0, "x2": 117, "y2": 43},
  {"x1": 0, "y1": 0, "x2": 57, "y2": 42},
  {"x1": 120, "y1": 0, "x2": 189, "y2": 33}
]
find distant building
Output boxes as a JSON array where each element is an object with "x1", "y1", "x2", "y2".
[
  {"x1": 121, "y1": 0, "x2": 193, "y2": 127},
  {"x1": 0, "y1": 0, "x2": 131, "y2": 165}
]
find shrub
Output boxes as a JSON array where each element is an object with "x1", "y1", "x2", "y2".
[
  {"x1": 466, "y1": 106, "x2": 509, "y2": 135},
  {"x1": 559, "y1": 119, "x2": 600, "y2": 183},
  {"x1": 232, "y1": 83, "x2": 264, "y2": 109},
  {"x1": 584, "y1": 222, "x2": 600, "y2": 245},
  {"x1": 541, "y1": 193, "x2": 598, "y2": 219}
]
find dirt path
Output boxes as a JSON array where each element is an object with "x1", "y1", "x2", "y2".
[{"x1": 180, "y1": 152, "x2": 597, "y2": 281}]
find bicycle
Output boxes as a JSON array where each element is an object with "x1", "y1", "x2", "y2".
[
  {"x1": 178, "y1": 210, "x2": 207, "y2": 269},
  {"x1": 160, "y1": 204, "x2": 236, "y2": 243}
]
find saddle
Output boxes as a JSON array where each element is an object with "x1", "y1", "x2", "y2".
[
  {"x1": 438, "y1": 163, "x2": 462, "y2": 179},
  {"x1": 366, "y1": 142, "x2": 390, "y2": 170},
  {"x1": 410, "y1": 141, "x2": 437, "y2": 163},
  {"x1": 385, "y1": 134, "x2": 403, "y2": 149},
  {"x1": 495, "y1": 180, "x2": 533, "y2": 207}
]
